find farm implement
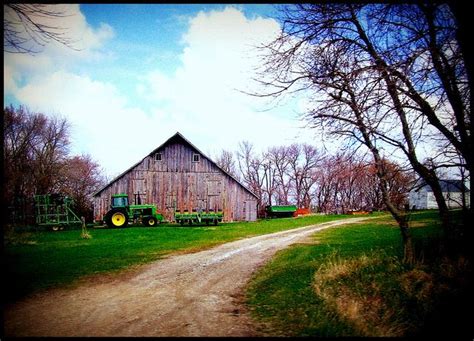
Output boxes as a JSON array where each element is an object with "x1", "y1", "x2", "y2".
[
  {"x1": 265, "y1": 205, "x2": 298, "y2": 218},
  {"x1": 103, "y1": 193, "x2": 164, "y2": 228},
  {"x1": 174, "y1": 209, "x2": 223, "y2": 226},
  {"x1": 34, "y1": 194, "x2": 82, "y2": 231}
]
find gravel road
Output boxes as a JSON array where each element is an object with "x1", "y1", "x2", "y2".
[{"x1": 4, "y1": 217, "x2": 370, "y2": 337}]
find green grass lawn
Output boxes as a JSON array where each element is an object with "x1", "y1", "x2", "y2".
[
  {"x1": 245, "y1": 210, "x2": 472, "y2": 337},
  {"x1": 3, "y1": 213, "x2": 358, "y2": 303}
]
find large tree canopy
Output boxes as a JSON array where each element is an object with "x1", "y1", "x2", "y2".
[
  {"x1": 3, "y1": 105, "x2": 105, "y2": 223},
  {"x1": 252, "y1": 3, "x2": 471, "y2": 260}
]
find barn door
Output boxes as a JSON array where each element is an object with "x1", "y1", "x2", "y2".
[
  {"x1": 245, "y1": 201, "x2": 256, "y2": 221},
  {"x1": 166, "y1": 193, "x2": 177, "y2": 220},
  {"x1": 206, "y1": 179, "x2": 222, "y2": 211}
]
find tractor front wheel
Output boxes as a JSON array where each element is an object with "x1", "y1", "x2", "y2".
[{"x1": 143, "y1": 216, "x2": 157, "y2": 227}]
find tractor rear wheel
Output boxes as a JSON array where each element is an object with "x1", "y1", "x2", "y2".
[{"x1": 106, "y1": 209, "x2": 128, "y2": 228}]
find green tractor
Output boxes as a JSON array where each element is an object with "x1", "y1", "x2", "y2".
[{"x1": 103, "y1": 193, "x2": 164, "y2": 228}]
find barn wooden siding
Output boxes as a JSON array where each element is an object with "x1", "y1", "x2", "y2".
[{"x1": 93, "y1": 133, "x2": 258, "y2": 222}]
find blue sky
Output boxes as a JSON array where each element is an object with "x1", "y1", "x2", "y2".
[{"x1": 4, "y1": 4, "x2": 317, "y2": 178}]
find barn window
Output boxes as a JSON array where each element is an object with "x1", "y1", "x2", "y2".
[
  {"x1": 155, "y1": 153, "x2": 162, "y2": 161},
  {"x1": 193, "y1": 153, "x2": 200, "y2": 162}
]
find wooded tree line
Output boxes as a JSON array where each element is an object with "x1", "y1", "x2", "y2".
[
  {"x1": 3, "y1": 105, "x2": 106, "y2": 224},
  {"x1": 215, "y1": 143, "x2": 412, "y2": 217}
]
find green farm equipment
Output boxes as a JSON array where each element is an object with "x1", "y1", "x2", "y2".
[
  {"x1": 265, "y1": 205, "x2": 297, "y2": 218},
  {"x1": 34, "y1": 194, "x2": 82, "y2": 230},
  {"x1": 174, "y1": 209, "x2": 223, "y2": 226},
  {"x1": 103, "y1": 193, "x2": 164, "y2": 228}
]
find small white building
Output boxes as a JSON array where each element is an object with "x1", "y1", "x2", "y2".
[{"x1": 409, "y1": 179, "x2": 470, "y2": 210}]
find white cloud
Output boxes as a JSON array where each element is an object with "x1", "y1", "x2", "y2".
[
  {"x1": 138, "y1": 6, "x2": 315, "y2": 157},
  {"x1": 4, "y1": 64, "x2": 18, "y2": 94},
  {"x1": 13, "y1": 71, "x2": 158, "y2": 173},
  {"x1": 4, "y1": 4, "x2": 114, "y2": 85},
  {"x1": 6, "y1": 6, "x2": 320, "y2": 178}
]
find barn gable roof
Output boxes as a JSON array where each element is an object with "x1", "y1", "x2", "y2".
[{"x1": 93, "y1": 132, "x2": 258, "y2": 199}]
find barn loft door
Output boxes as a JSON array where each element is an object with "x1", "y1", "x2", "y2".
[{"x1": 207, "y1": 180, "x2": 221, "y2": 195}]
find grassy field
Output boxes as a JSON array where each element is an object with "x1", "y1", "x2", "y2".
[
  {"x1": 4, "y1": 213, "x2": 359, "y2": 303},
  {"x1": 245, "y1": 210, "x2": 472, "y2": 337}
]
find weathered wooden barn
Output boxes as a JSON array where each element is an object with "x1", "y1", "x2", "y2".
[{"x1": 93, "y1": 132, "x2": 258, "y2": 223}]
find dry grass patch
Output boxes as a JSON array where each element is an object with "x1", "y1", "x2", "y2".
[
  {"x1": 4, "y1": 231, "x2": 38, "y2": 246},
  {"x1": 399, "y1": 268, "x2": 434, "y2": 301},
  {"x1": 312, "y1": 251, "x2": 472, "y2": 337},
  {"x1": 247, "y1": 211, "x2": 471, "y2": 337},
  {"x1": 384, "y1": 220, "x2": 427, "y2": 228},
  {"x1": 313, "y1": 254, "x2": 408, "y2": 337}
]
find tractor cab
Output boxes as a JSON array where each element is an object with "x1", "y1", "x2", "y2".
[{"x1": 111, "y1": 194, "x2": 129, "y2": 209}]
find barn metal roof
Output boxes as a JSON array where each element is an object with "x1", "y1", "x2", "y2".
[
  {"x1": 413, "y1": 179, "x2": 469, "y2": 193},
  {"x1": 93, "y1": 132, "x2": 259, "y2": 199}
]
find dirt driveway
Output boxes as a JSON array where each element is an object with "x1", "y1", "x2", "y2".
[{"x1": 4, "y1": 217, "x2": 370, "y2": 337}]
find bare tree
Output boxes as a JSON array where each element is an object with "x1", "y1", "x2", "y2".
[
  {"x1": 3, "y1": 105, "x2": 104, "y2": 224},
  {"x1": 332, "y1": 153, "x2": 363, "y2": 213},
  {"x1": 230, "y1": 139, "x2": 411, "y2": 221},
  {"x1": 236, "y1": 141, "x2": 266, "y2": 215},
  {"x1": 32, "y1": 115, "x2": 70, "y2": 195},
  {"x1": 4, "y1": 4, "x2": 79, "y2": 54},
  {"x1": 313, "y1": 155, "x2": 339, "y2": 213},
  {"x1": 215, "y1": 149, "x2": 239, "y2": 180},
  {"x1": 4, "y1": 106, "x2": 69, "y2": 223},
  {"x1": 251, "y1": 3, "x2": 471, "y2": 260},
  {"x1": 311, "y1": 153, "x2": 407, "y2": 214},
  {"x1": 266, "y1": 146, "x2": 292, "y2": 205},
  {"x1": 57, "y1": 154, "x2": 106, "y2": 222},
  {"x1": 4, "y1": 105, "x2": 42, "y2": 223},
  {"x1": 285, "y1": 143, "x2": 323, "y2": 209},
  {"x1": 3, "y1": 106, "x2": 70, "y2": 195},
  {"x1": 259, "y1": 152, "x2": 277, "y2": 207}
]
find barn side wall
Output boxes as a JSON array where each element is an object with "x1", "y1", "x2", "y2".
[
  {"x1": 409, "y1": 189, "x2": 470, "y2": 210},
  {"x1": 94, "y1": 142, "x2": 257, "y2": 222},
  {"x1": 408, "y1": 190, "x2": 428, "y2": 209}
]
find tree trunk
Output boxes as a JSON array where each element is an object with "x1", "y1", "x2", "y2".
[
  {"x1": 398, "y1": 209, "x2": 415, "y2": 264},
  {"x1": 348, "y1": 88, "x2": 415, "y2": 263},
  {"x1": 380, "y1": 180, "x2": 415, "y2": 264},
  {"x1": 350, "y1": 7, "x2": 453, "y2": 239}
]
